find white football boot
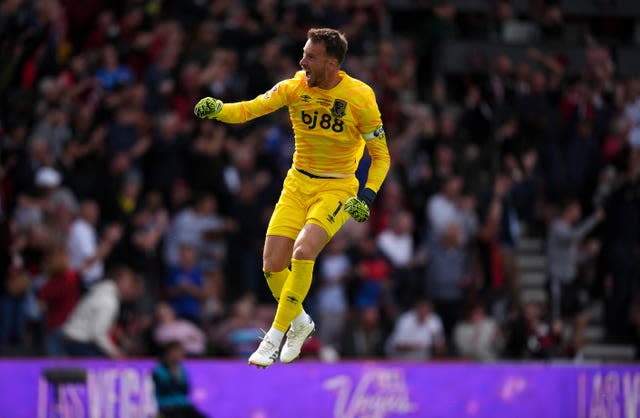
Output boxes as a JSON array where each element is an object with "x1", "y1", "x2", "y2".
[{"x1": 280, "y1": 319, "x2": 315, "y2": 363}]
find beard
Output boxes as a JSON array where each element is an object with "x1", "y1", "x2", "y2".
[
  {"x1": 304, "y1": 67, "x2": 327, "y2": 88},
  {"x1": 305, "y1": 69, "x2": 315, "y2": 87}
]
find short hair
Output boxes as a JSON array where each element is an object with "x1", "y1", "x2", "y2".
[
  {"x1": 106, "y1": 264, "x2": 140, "y2": 284},
  {"x1": 307, "y1": 28, "x2": 348, "y2": 65},
  {"x1": 559, "y1": 196, "x2": 580, "y2": 212},
  {"x1": 161, "y1": 340, "x2": 183, "y2": 359}
]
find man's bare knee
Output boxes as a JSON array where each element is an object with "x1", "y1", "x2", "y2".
[
  {"x1": 263, "y1": 235, "x2": 294, "y2": 272},
  {"x1": 291, "y1": 224, "x2": 328, "y2": 261},
  {"x1": 263, "y1": 255, "x2": 289, "y2": 273},
  {"x1": 292, "y1": 245, "x2": 316, "y2": 261}
]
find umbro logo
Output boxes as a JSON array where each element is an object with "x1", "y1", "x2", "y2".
[{"x1": 300, "y1": 94, "x2": 312, "y2": 102}]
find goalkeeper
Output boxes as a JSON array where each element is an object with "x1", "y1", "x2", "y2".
[{"x1": 194, "y1": 28, "x2": 390, "y2": 368}]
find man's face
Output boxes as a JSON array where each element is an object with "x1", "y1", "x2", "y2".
[
  {"x1": 299, "y1": 39, "x2": 335, "y2": 88},
  {"x1": 416, "y1": 301, "x2": 432, "y2": 322},
  {"x1": 82, "y1": 201, "x2": 99, "y2": 225},
  {"x1": 118, "y1": 272, "x2": 141, "y2": 301}
]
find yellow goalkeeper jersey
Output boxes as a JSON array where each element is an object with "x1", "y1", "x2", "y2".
[{"x1": 213, "y1": 70, "x2": 390, "y2": 193}]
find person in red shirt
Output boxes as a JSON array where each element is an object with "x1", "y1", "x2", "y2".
[{"x1": 38, "y1": 248, "x2": 80, "y2": 356}]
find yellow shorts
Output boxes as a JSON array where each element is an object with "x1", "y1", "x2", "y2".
[{"x1": 266, "y1": 168, "x2": 359, "y2": 240}]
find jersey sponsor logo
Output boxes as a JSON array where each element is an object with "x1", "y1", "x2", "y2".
[
  {"x1": 300, "y1": 94, "x2": 312, "y2": 103},
  {"x1": 301, "y1": 110, "x2": 344, "y2": 132},
  {"x1": 331, "y1": 99, "x2": 348, "y2": 118},
  {"x1": 373, "y1": 124, "x2": 385, "y2": 138}
]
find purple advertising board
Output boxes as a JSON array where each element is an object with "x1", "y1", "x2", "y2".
[{"x1": 0, "y1": 359, "x2": 638, "y2": 418}]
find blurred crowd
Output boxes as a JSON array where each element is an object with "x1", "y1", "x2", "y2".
[{"x1": 0, "y1": 0, "x2": 639, "y2": 362}]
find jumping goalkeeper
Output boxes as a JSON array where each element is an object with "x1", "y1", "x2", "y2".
[{"x1": 194, "y1": 28, "x2": 390, "y2": 368}]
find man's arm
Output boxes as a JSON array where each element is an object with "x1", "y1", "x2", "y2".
[
  {"x1": 80, "y1": 224, "x2": 122, "y2": 273},
  {"x1": 572, "y1": 209, "x2": 604, "y2": 239},
  {"x1": 363, "y1": 133, "x2": 391, "y2": 195},
  {"x1": 91, "y1": 298, "x2": 121, "y2": 357},
  {"x1": 552, "y1": 210, "x2": 603, "y2": 244},
  {"x1": 194, "y1": 79, "x2": 294, "y2": 123},
  {"x1": 344, "y1": 87, "x2": 391, "y2": 223}
]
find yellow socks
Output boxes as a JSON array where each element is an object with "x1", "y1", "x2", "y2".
[
  {"x1": 272, "y1": 258, "x2": 314, "y2": 332},
  {"x1": 263, "y1": 268, "x2": 289, "y2": 301}
]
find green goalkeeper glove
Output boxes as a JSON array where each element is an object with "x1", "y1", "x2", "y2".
[
  {"x1": 344, "y1": 188, "x2": 376, "y2": 223},
  {"x1": 194, "y1": 97, "x2": 223, "y2": 119}
]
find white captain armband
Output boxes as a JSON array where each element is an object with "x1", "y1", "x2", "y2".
[{"x1": 362, "y1": 124, "x2": 385, "y2": 140}]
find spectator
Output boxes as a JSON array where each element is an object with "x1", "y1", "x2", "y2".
[
  {"x1": 315, "y1": 234, "x2": 351, "y2": 348},
  {"x1": 13, "y1": 166, "x2": 62, "y2": 231},
  {"x1": 101, "y1": 170, "x2": 143, "y2": 224},
  {"x1": 212, "y1": 296, "x2": 265, "y2": 358},
  {"x1": 165, "y1": 242, "x2": 206, "y2": 324},
  {"x1": 504, "y1": 301, "x2": 563, "y2": 359},
  {"x1": 377, "y1": 210, "x2": 418, "y2": 309},
  {"x1": 386, "y1": 298, "x2": 446, "y2": 360},
  {"x1": 0, "y1": 266, "x2": 30, "y2": 353},
  {"x1": 146, "y1": 112, "x2": 186, "y2": 196},
  {"x1": 164, "y1": 194, "x2": 225, "y2": 268},
  {"x1": 453, "y1": 303, "x2": 502, "y2": 361},
  {"x1": 624, "y1": 78, "x2": 640, "y2": 149},
  {"x1": 67, "y1": 199, "x2": 123, "y2": 288},
  {"x1": 547, "y1": 199, "x2": 603, "y2": 355},
  {"x1": 426, "y1": 175, "x2": 477, "y2": 243},
  {"x1": 340, "y1": 306, "x2": 387, "y2": 358},
  {"x1": 152, "y1": 341, "x2": 207, "y2": 418},
  {"x1": 37, "y1": 248, "x2": 80, "y2": 356},
  {"x1": 352, "y1": 235, "x2": 392, "y2": 311},
  {"x1": 96, "y1": 44, "x2": 134, "y2": 91},
  {"x1": 32, "y1": 107, "x2": 72, "y2": 161},
  {"x1": 377, "y1": 210, "x2": 415, "y2": 270},
  {"x1": 424, "y1": 224, "x2": 470, "y2": 337},
  {"x1": 477, "y1": 172, "x2": 520, "y2": 320},
  {"x1": 414, "y1": 0, "x2": 457, "y2": 100},
  {"x1": 602, "y1": 154, "x2": 640, "y2": 340},
  {"x1": 124, "y1": 191, "x2": 169, "y2": 289},
  {"x1": 11, "y1": 137, "x2": 56, "y2": 198},
  {"x1": 154, "y1": 302, "x2": 206, "y2": 357},
  {"x1": 62, "y1": 265, "x2": 142, "y2": 357}
]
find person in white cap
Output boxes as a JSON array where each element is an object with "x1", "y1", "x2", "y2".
[{"x1": 13, "y1": 166, "x2": 62, "y2": 230}]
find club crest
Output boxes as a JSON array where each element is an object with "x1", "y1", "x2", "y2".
[{"x1": 331, "y1": 99, "x2": 348, "y2": 118}]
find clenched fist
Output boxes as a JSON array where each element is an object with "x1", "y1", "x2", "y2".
[{"x1": 194, "y1": 97, "x2": 223, "y2": 119}]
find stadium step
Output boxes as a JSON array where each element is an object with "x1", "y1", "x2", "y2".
[
  {"x1": 582, "y1": 343, "x2": 637, "y2": 362},
  {"x1": 586, "y1": 301, "x2": 604, "y2": 323},
  {"x1": 516, "y1": 237, "x2": 544, "y2": 253},
  {"x1": 516, "y1": 254, "x2": 547, "y2": 271},
  {"x1": 585, "y1": 325, "x2": 606, "y2": 343},
  {"x1": 521, "y1": 288, "x2": 547, "y2": 304},
  {"x1": 520, "y1": 271, "x2": 546, "y2": 288}
]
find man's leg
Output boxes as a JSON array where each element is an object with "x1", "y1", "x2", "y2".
[
  {"x1": 262, "y1": 234, "x2": 313, "y2": 327},
  {"x1": 249, "y1": 224, "x2": 328, "y2": 367},
  {"x1": 262, "y1": 235, "x2": 294, "y2": 302},
  {"x1": 271, "y1": 224, "x2": 327, "y2": 330},
  {"x1": 249, "y1": 175, "x2": 355, "y2": 367}
]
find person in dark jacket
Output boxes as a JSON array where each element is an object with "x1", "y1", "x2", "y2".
[{"x1": 152, "y1": 341, "x2": 207, "y2": 418}]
